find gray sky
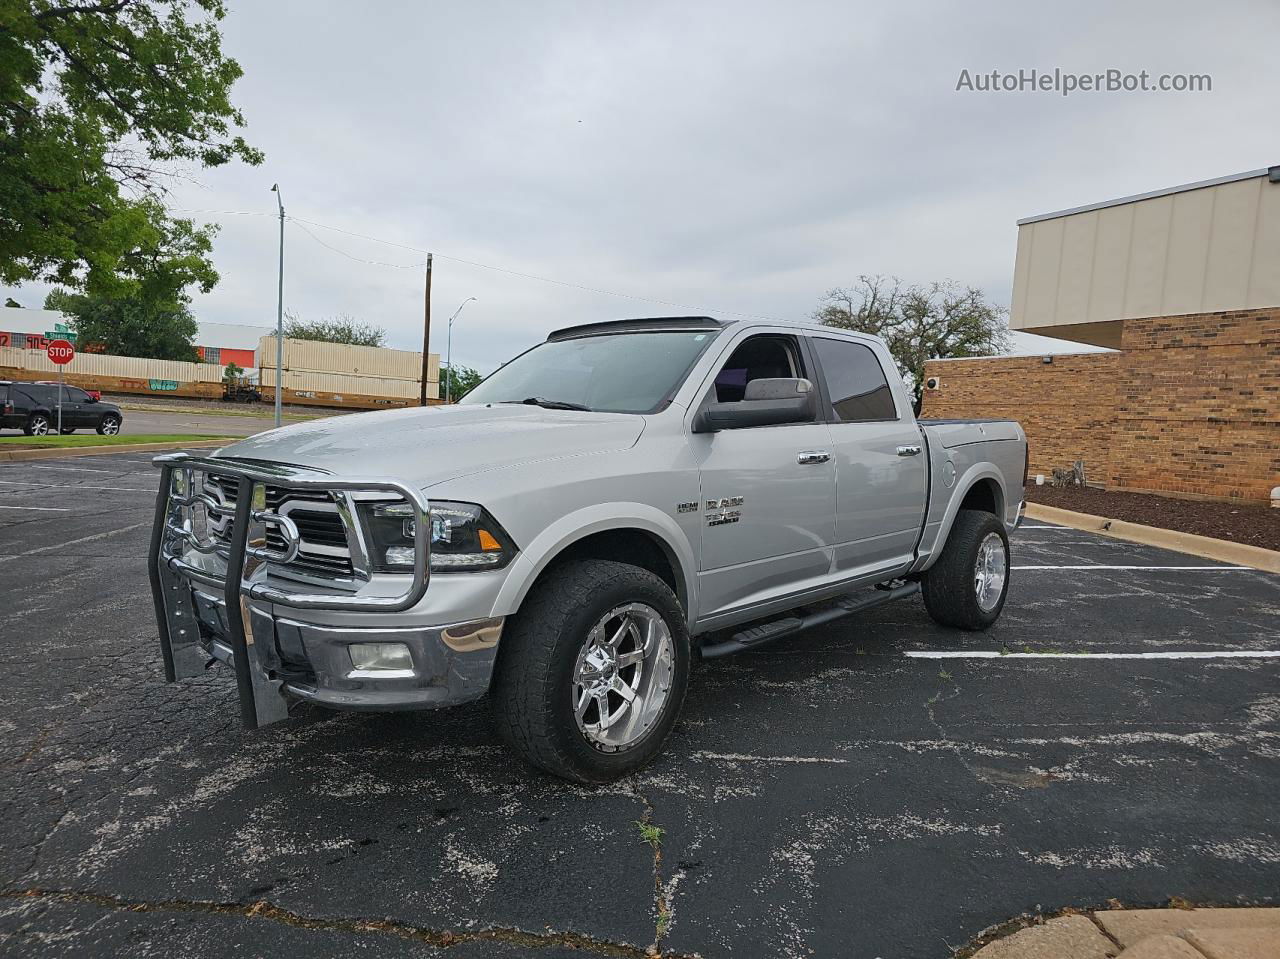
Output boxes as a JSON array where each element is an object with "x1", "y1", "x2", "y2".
[{"x1": 5, "y1": 0, "x2": 1278, "y2": 371}]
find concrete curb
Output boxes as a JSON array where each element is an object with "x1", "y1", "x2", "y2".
[
  {"x1": 0, "y1": 439, "x2": 229, "y2": 463},
  {"x1": 969, "y1": 906, "x2": 1280, "y2": 958},
  {"x1": 1025, "y1": 503, "x2": 1280, "y2": 575}
]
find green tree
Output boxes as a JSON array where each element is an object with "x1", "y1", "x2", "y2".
[
  {"x1": 283, "y1": 312, "x2": 387, "y2": 347},
  {"x1": 45, "y1": 286, "x2": 199, "y2": 361},
  {"x1": 0, "y1": 0, "x2": 260, "y2": 297},
  {"x1": 814, "y1": 276, "x2": 1009, "y2": 409},
  {"x1": 441, "y1": 364, "x2": 483, "y2": 402}
]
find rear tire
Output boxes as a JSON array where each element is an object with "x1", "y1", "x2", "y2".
[
  {"x1": 921, "y1": 509, "x2": 1009, "y2": 630},
  {"x1": 491, "y1": 560, "x2": 690, "y2": 784},
  {"x1": 25, "y1": 414, "x2": 50, "y2": 437}
]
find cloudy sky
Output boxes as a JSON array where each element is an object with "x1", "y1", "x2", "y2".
[{"x1": 6, "y1": 0, "x2": 1279, "y2": 371}]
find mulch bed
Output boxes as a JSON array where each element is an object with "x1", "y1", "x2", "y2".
[{"x1": 1026, "y1": 484, "x2": 1280, "y2": 552}]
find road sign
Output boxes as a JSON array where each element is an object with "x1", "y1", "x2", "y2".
[
  {"x1": 47, "y1": 339, "x2": 75, "y2": 365},
  {"x1": 45, "y1": 330, "x2": 77, "y2": 344}
]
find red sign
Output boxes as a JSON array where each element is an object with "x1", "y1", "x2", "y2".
[{"x1": 47, "y1": 339, "x2": 75, "y2": 365}]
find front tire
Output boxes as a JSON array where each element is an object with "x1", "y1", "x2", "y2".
[
  {"x1": 491, "y1": 560, "x2": 690, "y2": 783},
  {"x1": 59, "y1": 427, "x2": 76, "y2": 435},
  {"x1": 97, "y1": 415, "x2": 121, "y2": 436},
  {"x1": 921, "y1": 509, "x2": 1010, "y2": 630}
]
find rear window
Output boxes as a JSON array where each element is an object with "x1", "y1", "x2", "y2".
[{"x1": 812, "y1": 338, "x2": 899, "y2": 422}]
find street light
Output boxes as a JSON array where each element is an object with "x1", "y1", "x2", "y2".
[
  {"x1": 445, "y1": 297, "x2": 477, "y2": 404},
  {"x1": 270, "y1": 183, "x2": 285, "y2": 428}
]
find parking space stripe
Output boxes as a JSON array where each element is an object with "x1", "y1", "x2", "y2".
[
  {"x1": 1014, "y1": 564, "x2": 1251, "y2": 571},
  {"x1": 0, "y1": 505, "x2": 71, "y2": 511},
  {"x1": 0, "y1": 521, "x2": 152, "y2": 562},
  {"x1": 906, "y1": 650, "x2": 1280, "y2": 660},
  {"x1": 0, "y1": 480, "x2": 154, "y2": 493},
  {"x1": 25, "y1": 464, "x2": 122, "y2": 474}
]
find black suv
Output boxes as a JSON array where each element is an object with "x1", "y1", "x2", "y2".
[{"x1": 0, "y1": 381, "x2": 125, "y2": 436}]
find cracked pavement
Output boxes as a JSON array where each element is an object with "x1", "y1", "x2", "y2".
[{"x1": 1, "y1": 451, "x2": 1278, "y2": 957}]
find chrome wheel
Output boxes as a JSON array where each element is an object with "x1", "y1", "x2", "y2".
[
  {"x1": 974, "y1": 532, "x2": 1007, "y2": 613},
  {"x1": 101, "y1": 416, "x2": 120, "y2": 435},
  {"x1": 571, "y1": 602, "x2": 675, "y2": 753},
  {"x1": 29, "y1": 416, "x2": 49, "y2": 436}
]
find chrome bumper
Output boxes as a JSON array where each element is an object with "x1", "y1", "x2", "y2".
[{"x1": 149, "y1": 452, "x2": 458, "y2": 728}]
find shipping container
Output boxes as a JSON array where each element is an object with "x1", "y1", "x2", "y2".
[
  {"x1": 259, "y1": 367, "x2": 428, "y2": 399},
  {"x1": 0, "y1": 347, "x2": 224, "y2": 382},
  {"x1": 258, "y1": 336, "x2": 438, "y2": 381}
]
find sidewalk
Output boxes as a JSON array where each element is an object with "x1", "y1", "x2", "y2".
[{"x1": 970, "y1": 906, "x2": 1280, "y2": 958}]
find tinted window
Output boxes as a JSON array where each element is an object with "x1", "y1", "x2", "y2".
[
  {"x1": 64, "y1": 387, "x2": 91, "y2": 403},
  {"x1": 813, "y1": 338, "x2": 898, "y2": 421},
  {"x1": 14, "y1": 386, "x2": 54, "y2": 405}
]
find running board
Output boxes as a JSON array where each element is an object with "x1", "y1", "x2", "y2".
[{"x1": 699, "y1": 581, "x2": 921, "y2": 659}]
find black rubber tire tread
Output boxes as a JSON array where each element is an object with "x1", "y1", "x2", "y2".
[
  {"x1": 490, "y1": 559, "x2": 690, "y2": 784},
  {"x1": 921, "y1": 509, "x2": 1009, "y2": 630},
  {"x1": 96, "y1": 415, "x2": 120, "y2": 435}
]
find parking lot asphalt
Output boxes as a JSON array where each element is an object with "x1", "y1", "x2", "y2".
[{"x1": 1, "y1": 451, "x2": 1277, "y2": 958}]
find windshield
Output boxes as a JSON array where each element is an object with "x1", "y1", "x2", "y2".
[{"x1": 460, "y1": 331, "x2": 717, "y2": 413}]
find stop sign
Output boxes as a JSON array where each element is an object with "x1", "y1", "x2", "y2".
[{"x1": 47, "y1": 339, "x2": 75, "y2": 365}]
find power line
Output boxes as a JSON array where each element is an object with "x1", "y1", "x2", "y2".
[{"x1": 181, "y1": 207, "x2": 786, "y2": 321}]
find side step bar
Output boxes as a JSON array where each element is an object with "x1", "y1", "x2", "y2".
[{"x1": 700, "y1": 581, "x2": 921, "y2": 659}]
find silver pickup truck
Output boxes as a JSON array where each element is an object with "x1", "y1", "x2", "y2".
[{"x1": 149, "y1": 317, "x2": 1026, "y2": 782}]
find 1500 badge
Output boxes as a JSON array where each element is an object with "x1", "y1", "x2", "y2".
[{"x1": 705, "y1": 495, "x2": 743, "y2": 526}]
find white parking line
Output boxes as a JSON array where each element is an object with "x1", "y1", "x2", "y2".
[
  {"x1": 0, "y1": 480, "x2": 154, "y2": 493},
  {"x1": 1017, "y1": 525, "x2": 1072, "y2": 530},
  {"x1": 0, "y1": 505, "x2": 71, "y2": 511},
  {"x1": 25, "y1": 465, "x2": 119, "y2": 474},
  {"x1": 906, "y1": 650, "x2": 1280, "y2": 660},
  {"x1": 1014, "y1": 565, "x2": 1250, "y2": 571},
  {"x1": 0, "y1": 521, "x2": 152, "y2": 563}
]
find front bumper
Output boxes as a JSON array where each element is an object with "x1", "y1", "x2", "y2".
[
  {"x1": 148, "y1": 452, "x2": 502, "y2": 728},
  {"x1": 191, "y1": 589, "x2": 502, "y2": 711}
]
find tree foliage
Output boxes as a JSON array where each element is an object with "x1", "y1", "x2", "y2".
[
  {"x1": 283, "y1": 312, "x2": 387, "y2": 348},
  {"x1": 0, "y1": 0, "x2": 260, "y2": 297},
  {"x1": 441, "y1": 364, "x2": 483, "y2": 401},
  {"x1": 45, "y1": 285, "x2": 199, "y2": 361},
  {"x1": 814, "y1": 276, "x2": 1009, "y2": 408}
]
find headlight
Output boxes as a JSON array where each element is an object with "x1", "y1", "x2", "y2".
[{"x1": 357, "y1": 500, "x2": 516, "y2": 573}]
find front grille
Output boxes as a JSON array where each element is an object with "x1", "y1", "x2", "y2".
[{"x1": 205, "y1": 473, "x2": 354, "y2": 577}]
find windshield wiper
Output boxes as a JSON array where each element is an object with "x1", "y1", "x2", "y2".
[{"x1": 499, "y1": 396, "x2": 593, "y2": 411}]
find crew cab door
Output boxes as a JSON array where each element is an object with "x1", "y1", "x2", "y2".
[
  {"x1": 808, "y1": 335, "x2": 927, "y2": 576},
  {"x1": 689, "y1": 332, "x2": 836, "y2": 620},
  {"x1": 60, "y1": 387, "x2": 94, "y2": 428}
]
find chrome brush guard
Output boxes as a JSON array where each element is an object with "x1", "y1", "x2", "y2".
[{"x1": 148, "y1": 452, "x2": 431, "y2": 728}]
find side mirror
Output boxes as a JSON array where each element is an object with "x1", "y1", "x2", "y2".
[
  {"x1": 692, "y1": 377, "x2": 816, "y2": 433},
  {"x1": 86, "y1": 395, "x2": 98, "y2": 403}
]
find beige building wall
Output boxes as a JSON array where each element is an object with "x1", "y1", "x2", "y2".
[{"x1": 1011, "y1": 168, "x2": 1280, "y2": 347}]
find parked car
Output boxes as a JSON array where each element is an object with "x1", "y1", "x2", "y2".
[
  {"x1": 149, "y1": 317, "x2": 1027, "y2": 783},
  {"x1": 0, "y1": 381, "x2": 124, "y2": 435}
]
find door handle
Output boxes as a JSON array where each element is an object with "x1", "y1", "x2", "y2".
[
  {"x1": 797, "y1": 450, "x2": 831, "y2": 465},
  {"x1": 897, "y1": 445, "x2": 922, "y2": 457}
]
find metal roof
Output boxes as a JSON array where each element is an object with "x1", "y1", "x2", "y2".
[{"x1": 1017, "y1": 166, "x2": 1278, "y2": 226}]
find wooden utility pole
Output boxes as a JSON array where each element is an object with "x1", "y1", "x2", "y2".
[{"x1": 419, "y1": 253, "x2": 433, "y2": 406}]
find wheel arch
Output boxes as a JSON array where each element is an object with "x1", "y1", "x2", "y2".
[
  {"x1": 917, "y1": 465, "x2": 1008, "y2": 572},
  {"x1": 491, "y1": 504, "x2": 697, "y2": 627}
]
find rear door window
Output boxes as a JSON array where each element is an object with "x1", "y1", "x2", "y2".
[{"x1": 811, "y1": 338, "x2": 899, "y2": 422}]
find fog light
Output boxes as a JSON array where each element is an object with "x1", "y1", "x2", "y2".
[
  {"x1": 384, "y1": 545, "x2": 416, "y2": 567},
  {"x1": 348, "y1": 642, "x2": 413, "y2": 671}
]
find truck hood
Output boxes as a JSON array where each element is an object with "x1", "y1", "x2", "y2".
[{"x1": 214, "y1": 404, "x2": 645, "y2": 488}]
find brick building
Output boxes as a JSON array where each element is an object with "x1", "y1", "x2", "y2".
[{"x1": 922, "y1": 166, "x2": 1280, "y2": 502}]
